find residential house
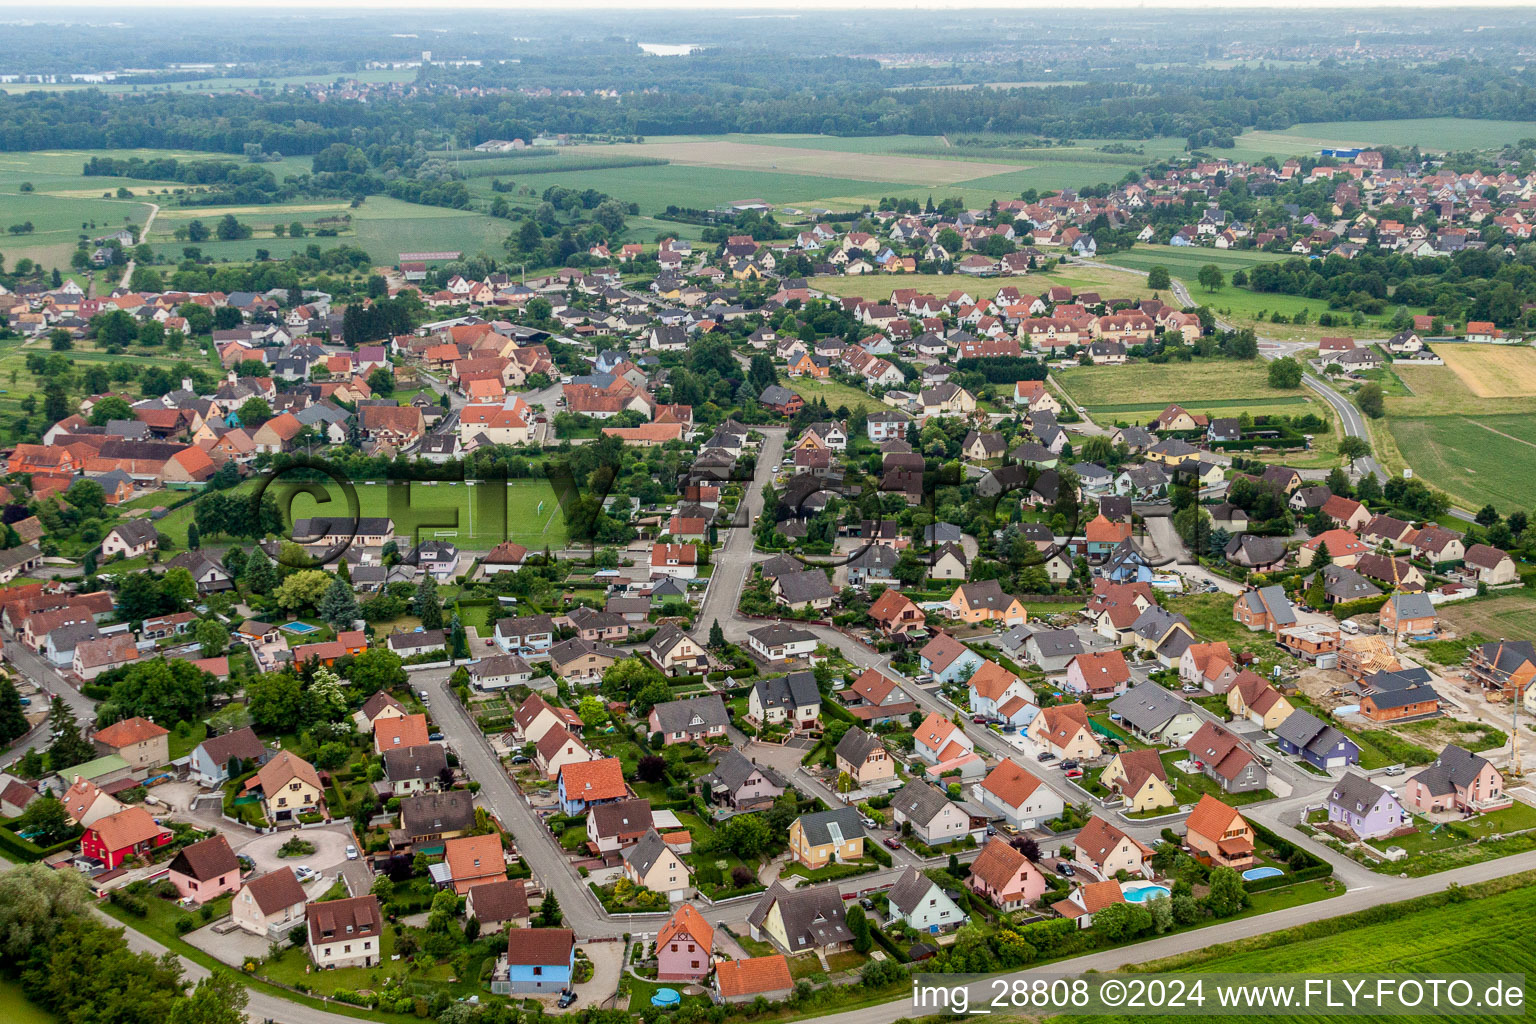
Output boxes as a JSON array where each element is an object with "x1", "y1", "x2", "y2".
[
  {"x1": 1183, "y1": 795, "x2": 1255, "y2": 869},
  {"x1": 232, "y1": 868, "x2": 308, "y2": 940},
  {"x1": 586, "y1": 798, "x2": 655, "y2": 854},
  {"x1": 548, "y1": 638, "x2": 622, "y2": 686},
  {"x1": 1050, "y1": 879, "x2": 1128, "y2": 929},
  {"x1": 714, "y1": 956, "x2": 794, "y2": 1003},
  {"x1": 383, "y1": 743, "x2": 449, "y2": 797},
  {"x1": 80, "y1": 805, "x2": 172, "y2": 869},
  {"x1": 1026, "y1": 703, "x2": 1102, "y2": 761},
  {"x1": 1072, "y1": 815, "x2": 1153, "y2": 880},
  {"x1": 188, "y1": 726, "x2": 268, "y2": 788},
  {"x1": 839, "y1": 668, "x2": 918, "y2": 725},
  {"x1": 1099, "y1": 749, "x2": 1175, "y2": 813},
  {"x1": 966, "y1": 837, "x2": 1047, "y2": 911},
  {"x1": 748, "y1": 672, "x2": 821, "y2": 733},
  {"x1": 972, "y1": 758, "x2": 1064, "y2": 830},
  {"x1": 374, "y1": 713, "x2": 430, "y2": 754},
  {"x1": 913, "y1": 712, "x2": 975, "y2": 765},
  {"x1": 789, "y1": 806, "x2": 866, "y2": 869},
  {"x1": 92, "y1": 716, "x2": 169, "y2": 770},
  {"x1": 884, "y1": 865, "x2": 964, "y2": 934},
  {"x1": 166, "y1": 834, "x2": 241, "y2": 904},
  {"x1": 1063, "y1": 650, "x2": 1131, "y2": 701},
  {"x1": 1107, "y1": 683, "x2": 1201, "y2": 748},
  {"x1": 1327, "y1": 773, "x2": 1410, "y2": 840},
  {"x1": 919, "y1": 633, "x2": 984, "y2": 683},
  {"x1": 648, "y1": 695, "x2": 729, "y2": 746},
  {"x1": 468, "y1": 654, "x2": 534, "y2": 692},
  {"x1": 464, "y1": 879, "x2": 529, "y2": 933},
  {"x1": 1023, "y1": 628, "x2": 1084, "y2": 673},
  {"x1": 1405, "y1": 744, "x2": 1510, "y2": 814},
  {"x1": 444, "y1": 834, "x2": 506, "y2": 895},
  {"x1": 248, "y1": 751, "x2": 325, "y2": 823},
  {"x1": 834, "y1": 728, "x2": 896, "y2": 791},
  {"x1": 889, "y1": 779, "x2": 972, "y2": 847},
  {"x1": 557, "y1": 757, "x2": 628, "y2": 816},
  {"x1": 624, "y1": 829, "x2": 692, "y2": 902},
  {"x1": 307, "y1": 895, "x2": 384, "y2": 969},
  {"x1": 649, "y1": 624, "x2": 709, "y2": 677},
  {"x1": 1379, "y1": 592, "x2": 1438, "y2": 641},
  {"x1": 101, "y1": 519, "x2": 159, "y2": 559},
  {"x1": 1273, "y1": 709, "x2": 1359, "y2": 770},
  {"x1": 1226, "y1": 672, "x2": 1294, "y2": 731},
  {"x1": 655, "y1": 903, "x2": 714, "y2": 980},
  {"x1": 1184, "y1": 721, "x2": 1268, "y2": 793},
  {"x1": 534, "y1": 724, "x2": 593, "y2": 780},
  {"x1": 1233, "y1": 585, "x2": 1298, "y2": 633},
  {"x1": 489, "y1": 928, "x2": 574, "y2": 995},
  {"x1": 701, "y1": 748, "x2": 786, "y2": 812},
  {"x1": 1462, "y1": 544, "x2": 1518, "y2": 586},
  {"x1": 746, "y1": 883, "x2": 852, "y2": 954},
  {"x1": 746, "y1": 624, "x2": 819, "y2": 667}
]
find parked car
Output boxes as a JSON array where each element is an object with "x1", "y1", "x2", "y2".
[
  {"x1": 1057, "y1": 863, "x2": 1075, "y2": 877},
  {"x1": 883, "y1": 837, "x2": 903, "y2": 850},
  {"x1": 510, "y1": 755, "x2": 531, "y2": 764},
  {"x1": 557, "y1": 991, "x2": 577, "y2": 1009},
  {"x1": 861, "y1": 817, "x2": 878, "y2": 829},
  {"x1": 971, "y1": 715, "x2": 987, "y2": 724},
  {"x1": 345, "y1": 844, "x2": 358, "y2": 861},
  {"x1": 294, "y1": 866, "x2": 319, "y2": 883},
  {"x1": 1383, "y1": 765, "x2": 1405, "y2": 777},
  {"x1": 1181, "y1": 684, "x2": 1200, "y2": 693},
  {"x1": 1060, "y1": 759, "x2": 1080, "y2": 770},
  {"x1": 1065, "y1": 767, "x2": 1084, "y2": 779},
  {"x1": 1037, "y1": 751, "x2": 1057, "y2": 763},
  {"x1": 998, "y1": 823, "x2": 1018, "y2": 836},
  {"x1": 859, "y1": 898, "x2": 875, "y2": 911},
  {"x1": 1257, "y1": 754, "x2": 1273, "y2": 767}
]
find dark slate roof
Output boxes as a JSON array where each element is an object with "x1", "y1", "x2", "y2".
[
  {"x1": 746, "y1": 882, "x2": 852, "y2": 950},
  {"x1": 1413, "y1": 744, "x2": 1493, "y2": 796},
  {"x1": 890, "y1": 779, "x2": 953, "y2": 827},
  {"x1": 834, "y1": 727, "x2": 885, "y2": 766},
  {"x1": 1108, "y1": 682, "x2": 1191, "y2": 734},
  {"x1": 1273, "y1": 709, "x2": 1349, "y2": 756},
  {"x1": 384, "y1": 743, "x2": 448, "y2": 783},
  {"x1": 703, "y1": 747, "x2": 785, "y2": 795},
  {"x1": 399, "y1": 789, "x2": 474, "y2": 837},
  {"x1": 886, "y1": 865, "x2": 941, "y2": 916},
  {"x1": 650, "y1": 694, "x2": 729, "y2": 734},
  {"x1": 794, "y1": 805, "x2": 864, "y2": 847},
  {"x1": 622, "y1": 829, "x2": 676, "y2": 877},
  {"x1": 1030, "y1": 628, "x2": 1083, "y2": 658},
  {"x1": 753, "y1": 671, "x2": 820, "y2": 712}
]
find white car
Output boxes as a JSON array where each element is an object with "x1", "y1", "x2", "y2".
[
  {"x1": 345, "y1": 844, "x2": 358, "y2": 860},
  {"x1": 294, "y1": 865, "x2": 319, "y2": 883}
]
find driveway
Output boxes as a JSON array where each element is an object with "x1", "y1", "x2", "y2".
[
  {"x1": 558, "y1": 940, "x2": 625, "y2": 1012},
  {"x1": 238, "y1": 824, "x2": 355, "y2": 878},
  {"x1": 184, "y1": 919, "x2": 276, "y2": 967}
]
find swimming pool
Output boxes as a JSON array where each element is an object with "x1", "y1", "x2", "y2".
[
  {"x1": 283, "y1": 622, "x2": 321, "y2": 635},
  {"x1": 1120, "y1": 882, "x2": 1172, "y2": 903},
  {"x1": 1242, "y1": 866, "x2": 1284, "y2": 880},
  {"x1": 651, "y1": 989, "x2": 680, "y2": 1007}
]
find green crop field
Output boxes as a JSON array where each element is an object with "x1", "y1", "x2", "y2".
[
  {"x1": 1074, "y1": 878, "x2": 1536, "y2": 1024},
  {"x1": 1385, "y1": 415, "x2": 1536, "y2": 514},
  {"x1": 1106, "y1": 245, "x2": 1292, "y2": 276},
  {"x1": 1054, "y1": 360, "x2": 1316, "y2": 423},
  {"x1": 808, "y1": 265, "x2": 1159, "y2": 305}
]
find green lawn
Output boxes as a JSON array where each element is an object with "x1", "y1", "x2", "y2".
[
  {"x1": 1105, "y1": 245, "x2": 1291, "y2": 277},
  {"x1": 1158, "y1": 751, "x2": 1274, "y2": 806},
  {"x1": 788, "y1": 376, "x2": 891, "y2": 415},
  {"x1": 1385, "y1": 414, "x2": 1536, "y2": 515},
  {"x1": 167, "y1": 721, "x2": 208, "y2": 760},
  {"x1": 1161, "y1": 594, "x2": 1299, "y2": 675},
  {"x1": 0, "y1": 979, "x2": 56, "y2": 1024}
]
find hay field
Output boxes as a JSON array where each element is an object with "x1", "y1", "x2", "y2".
[
  {"x1": 599, "y1": 138, "x2": 1017, "y2": 184},
  {"x1": 1435, "y1": 343, "x2": 1536, "y2": 399}
]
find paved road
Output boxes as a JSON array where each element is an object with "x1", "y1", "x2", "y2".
[
  {"x1": 1, "y1": 640, "x2": 99, "y2": 760},
  {"x1": 117, "y1": 202, "x2": 160, "y2": 291},
  {"x1": 691, "y1": 427, "x2": 785, "y2": 643}
]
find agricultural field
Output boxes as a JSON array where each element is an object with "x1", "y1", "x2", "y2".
[
  {"x1": 808, "y1": 265, "x2": 1159, "y2": 305},
  {"x1": 1103, "y1": 875, "x2": 1536, "y2": 1020},
  {"x1": 1053, "y1": 359, "x2": 1319, "y2": 424},
  {"x1": 158, "y1": 478, "x2": 569, "y2": 551},
  {"x1": 0, "y1": 69, "x2": 416, "y2": 94},
  {"x1": 1379, "y1": 347, "x2": 1536, "y2": 512},
  {"x1": 1104, "y1": 244, "x2": 1292, "y2": 277},
  {"x1": 1434, "y1": 590, "x2": 1536, "y2": 645}
]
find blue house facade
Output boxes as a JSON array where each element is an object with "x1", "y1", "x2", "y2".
[
  {"x1": 491, "y1": 929, "x2": 574, "y2": 994},
  {"x1": 920, "y1": 636, "x2": 984, "y2": 684},
  {"x1": 1274, "y1": 710, "x2": 1360, "y2": 770}
]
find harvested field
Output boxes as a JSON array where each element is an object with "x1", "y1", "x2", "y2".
[
  {"x1": 598, "y1": 139, "x2": 1017, "y2": 184},
  {"x1": 1435, "y1": 343, "x2": 1536, "y2": 398}
]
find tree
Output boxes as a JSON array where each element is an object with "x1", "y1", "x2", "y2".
[
  {"x1": 1508, "y1": 511, "x2": 1528, "y2": 538},
  {"x1": 636, "y1": 755, "x2": 667, "y2": 783},
  {"x1": 274, "y1": 570, "x2": 332, "y2": 613},
  {"x1": 366, "y1": 367, "x2": 395, "y2": 396},
  {"x1": 845, "y1": 904, "x2": 872, "y2": 953},
  {"x1": 245, "y1": 673, "x2": 304, "y2": 732},
  {"x1": 1267, "y1": 357, "x2": 1303, "y2": 389},
  {"x1": 413, "y1": 576, "x2": 441, "y2": 623},
  {"x1": 186, "y1": 219, "x2": 210, "y2": 242},
  {"x1": 169, "y1": 970, "x2": 249, "y2": 1024},
  {"x1": 241, "y1": 546, "x2": 277, "y2": 595},
  {"x1": 87, "y1": 395, "x2": 133, "y2": 426},
  {"x1": 0, "y1": 675, "x2": 27, "y2": 745},
  {"x1": 48, "y1": 329, "x2": 72, "y2": 351},
  {"x1": 447, "y1": 614, "x2": 470, "y2": 659},
  {"x1": 1356, "y1": 382, "x2": 1385, "y2": 418},
  {"x1": 1147, "y1": 266, "x2": 1171, "y2": 290},
  {"x1": 347, "y1": 647, "x2": 407, "y2": 694},
  {"x1": 1475, "y1": 504, "x2": 1501, "y2": 528},
  {"x1": 1310, "y1": 541, "x2": 1331, "y2": 568},
  {"x1": 1337, "y1": 436, "x2": 1371, "y2": 461},
  {"x1": 539, "y1": 891, "x2": 563, "y2": 926},
  {"x1": 46, "y1": 696, "x2": 94, "y2": 770},
  {"x1": 193, "y1": 619, "x2": 229, "y2": 658},
  {"x1": 0, "y1": 863, "x2": 93, "y2": 959},
  {"x1": 17, "y1": 796, "x2": 72, "y2": 844},
  {"x1": 576, "y1": 695, "x2": 609, "y2": 728},
  {"x1": 1305, "y1": 571, "x2": 1327, "y2": 609},
  {"x1": 238, "y1": 396, "x2": 273, "y2": 428},
  {"x1": 708, "y1": 619, "x2": 725, "y2": 648},
  {"x1": 1196, "y1": 264, "x2": 1225, "y2": 291},
  {"x1": 186, "y1": 522, "x2": 200, "y2": 550},
  {"x1": 108, "y1": 658, "x2": 207, "y2": 725},
  {"x1": 720, "y1": 813, "x2": 771, "y2": 859},
  {"x1": 1204, "y1": 866, "x2": 1248, "y2": 917}
]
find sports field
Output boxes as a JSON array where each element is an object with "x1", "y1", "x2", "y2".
[{"x1": 1054, "y1": 360, "x2": 1317, "y2": 423}]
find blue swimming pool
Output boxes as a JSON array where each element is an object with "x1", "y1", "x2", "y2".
[
  {"x1": 283, "y1": 622, "x2": 321, "y2": 635},
  {"x1": 1243, "y1": 866, "x2": 1284, "y2": 880},
  {"x1": 651, "y1": 989, "x2": 680, "y2": 1007},
  {"x1": 1120, "y1": 882, "x2": 1171, "y2": 903}
]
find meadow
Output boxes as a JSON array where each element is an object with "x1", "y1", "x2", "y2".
[
  {"x1": 1435, "y1": 590, "x2": 1536, "y2": 644},
  {"x1": 1378, "y1": 349, "x2": 1536, "y2": 512},
  {"x1": 1104, "y1": 244, "x2": 1291, "y2": 276},
  {"x1": 808, "y1": 265, "x2": 1161, "y2": 304},
  {"x1": 0, "y1": 69, "x2": 416, "y2": 94},
  {"x1": 1054, "y1": 360, "x2": 1317, "y2": 423}
]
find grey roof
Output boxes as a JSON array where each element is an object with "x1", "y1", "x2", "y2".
[
  {"x1": 1315, "y1": 564, "x2": 1381, "y2": 602},
  {"x1": 774, "y1": 568, "x2": 836, "y2": 605},
  {"x1": 1029, "y1": 629, "x2": 1083, "y2": 658},
  {"x1": 753, "y1": 671, "x2": 821, "y2": 713},
  {"x1": 890, "y1": 779, "x2": 953, "y2": 827},
  {"x1": 1273, "y1": 709, "x2": 1350, "y2": 756},
  {"x1": 746, "y1": 882, "x2": 852, "y2": 950},
  {"x1": 1472, "y1": 640, "x2": 1536, "y2": 676},
  {"x1": 1108, "y1": 681, "x2": 1192, "y2": 734},
  {"x1": 704, "y1": 747, "x2": 785, "y2": 795},
  {"x1": 550, "y1": 636, "x2": 623, "y2": 666},
  {"x1": 1238, "y1": 585, "x2": 1296, "y2": 627},
  {"x1": 1387, "y1": 592, "x2": 1436, "y2": 620},
  {"x1": 748, "y1": 623, "x2": 818, "y2": 648},
  {"x1": 794, "y1": 805, "x2": 865, "y2": 847},
  {"x1": 46, "y1": 621, "x2": 101, "y2": 652},
  {"x1": 622, "y1": 829, "x2": 676, "y2": 877},
  {"x1": 384, "y1": 743, "x2": 448, "y2": 783},
  {"x1": 1362, "y1": 679, "x2": 1441, "y2": 711},
  {"x1": 399, "y1": 789, "x2": 474, "y2": 837},
  {"x1": 109, "y1": 518, "x2": 159, "y2": 546},
  {"x1": 650, "y1": 694, "x2": 729, "y2": 734},
  {"x1": 1329, "y1": 773, "x2": 1392, "y2": 814},
  {"x1": 1131, "y1": 606, "x2": 1192, "y2": 640},
  {"x1": 848, "y1": 544, "x2": 899, "y2": 573},
  {"x1": 1413, "y1": 744, "x2": 1493, "y2": 796},
  {"x1": 834, "y1": 727, "x2": 885, "y2": 766},
  {"x1": 886, "y1": 865, "x2": 940, "y2": 916},
  {"x1": 1225, "y1": 534, "x2": 1287, "y2": 567},
  {"x1": 924, "y1": 523, "x2": 963, "y2": 544}
]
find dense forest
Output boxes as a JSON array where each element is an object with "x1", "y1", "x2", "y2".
[{"x1": 4, "y1": 59, "x2": 1536, "y2": 155}]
